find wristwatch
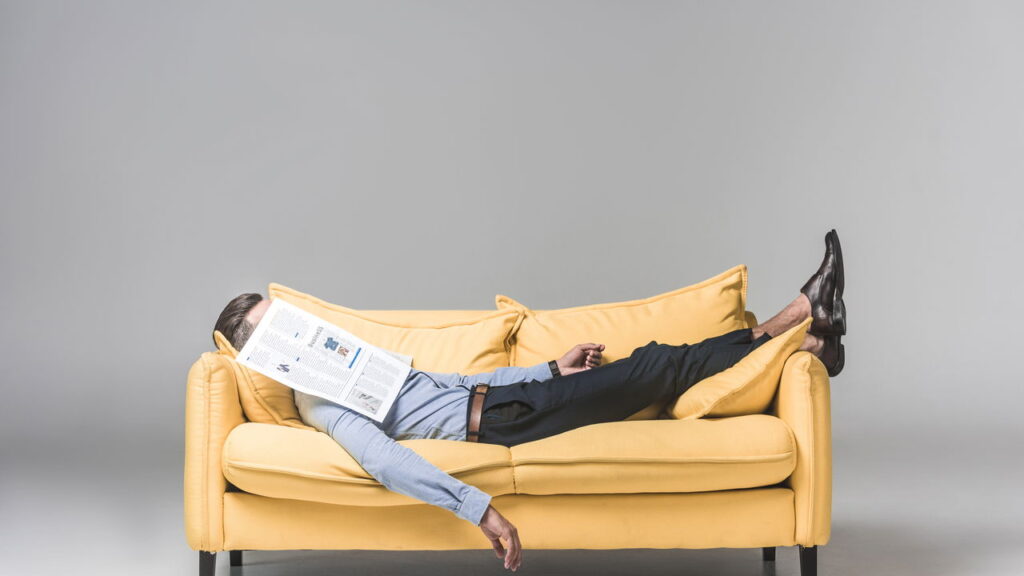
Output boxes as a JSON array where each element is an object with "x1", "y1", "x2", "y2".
[{"x1": 548, "y1": 359, "x2": 561, "y2": 378}]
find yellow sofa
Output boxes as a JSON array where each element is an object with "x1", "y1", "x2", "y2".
[{"x1": 184, "y1": 282, "x2": 832, "y2": 576}]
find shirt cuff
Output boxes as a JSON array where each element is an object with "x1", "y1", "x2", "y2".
[
  {"x1": 529, "y1": 361, "x2": 556, "y2": 381},
  {"x1": 456, "y1": 485, "x2": 493, "y2": 525}
]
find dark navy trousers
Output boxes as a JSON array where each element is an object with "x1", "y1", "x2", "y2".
[{"x1": 473, "y1": 327, "x2": 773, "y2": 447}]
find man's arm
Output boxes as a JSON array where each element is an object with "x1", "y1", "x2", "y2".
[
  {"x1": 458, "y1": 362, "x2": 557, "y2": 388},
  {"x1": 418, "y1": 362, "x2": 556, "y2": 390},
  {"x1": 460, "y1": 342, "x2": 605, "y2": 385},
  {"x1": 318, "y1": 402, "x2": 493, "y2": 525}
]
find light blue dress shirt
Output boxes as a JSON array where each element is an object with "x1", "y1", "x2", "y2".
[{"x1": 294, "y1": 361, "x2": 556, "y2": 526}]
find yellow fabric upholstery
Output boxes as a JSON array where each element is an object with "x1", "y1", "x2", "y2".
[
  {"x1": 497, "y1": 265, "x2": 748, "y2": 366},
  {"x1": 773, "y1": 351, "x2": 833, "y2": 546},
  {"x1": 268, "y1": 282, "x2": 523, "y2": 373},
  {"x1": 223, "y1": 489, "x2": 796, "y2": 551},
  {"x1": 184, "y1": 293, "x2": 832, "y2": 556},
  {"x1": 221, "y1": 416, "x2": 795, "y2": 507},
  {"x1": 668, "y1": 316, "x2": 813, "y2": 420},
  {"x1": 744, "y1": 310, "x2": 759, "y2": 330},
  {"x1": 184, "y1": 350, "x2": 246, "y2": 552},
  {"x1": 508, "y1": 415, "x2": 795, "y2": 495},
  {"x1": 496, "y1": 265, "x2": 749, "y2": 421},
  {"x1": 222, "y1": 423, "x2": 516, "y2": 507}
]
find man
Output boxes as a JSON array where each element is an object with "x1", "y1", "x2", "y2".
[{"x1": 213, "y1": 229, "x2": 845, "y2": 573}]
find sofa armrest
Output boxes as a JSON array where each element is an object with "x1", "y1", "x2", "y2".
[
  {"x1": 772, "y1": 350, "x2": 832, "y2": 546},
  {"x1": 184, "y1": 351, "x2": 246, "y2": 552}
]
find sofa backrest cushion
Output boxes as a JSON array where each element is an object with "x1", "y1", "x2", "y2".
[
  {"x1": 667, "y1": 316, "x2": 813, "y2": 419},
  {"x1": 496, "y1": 264, "x2": 750, "y2": 366},
  {"x1": 268, "y1": 283, "x2": 523, "y2": 373},
  {"x1": 215, "y1": 285, "x2": 524, "y2": 428},
  {"x1": 495, "y1": 264, "x2": 750, "y2": 421}
]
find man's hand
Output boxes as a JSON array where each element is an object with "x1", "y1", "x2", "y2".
[
  {"x1": 479, "y1": 504, "x2": 522, "y2": 571},
  {"x1": 556, "y1": 343, "x2": 605, "y2": 376}
]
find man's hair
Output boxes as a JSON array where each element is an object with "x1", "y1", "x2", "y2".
[{"x1": 213, "y1": 293, "x2": 264, "y2": 350}]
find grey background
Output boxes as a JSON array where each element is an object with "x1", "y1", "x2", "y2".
[{"x1": 2, "y1": 1, "x2": 1021, "y2": 575}]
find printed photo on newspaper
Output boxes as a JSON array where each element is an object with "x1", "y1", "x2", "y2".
[{"x1": 235, "y1": 298, "x2": 413, "y2": 422}]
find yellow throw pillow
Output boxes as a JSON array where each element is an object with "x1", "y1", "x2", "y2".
[
  {"x1": 213, "y1": 330, "x2": 315, "y2": 431},
  {"x1": 268, "y1": 283, "x2": 523, "y2": 373},
  {"x1": 667, "y1": 316, "x2": 813, "y2": 420},
  {"x1": 496, "y1": 265, "x2": 750, "y2": 421}
]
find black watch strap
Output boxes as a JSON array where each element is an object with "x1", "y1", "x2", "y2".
[{"x1": 548, "y1": 360, "x2": 561, "y2": 378}]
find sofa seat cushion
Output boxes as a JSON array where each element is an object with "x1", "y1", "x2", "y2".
[
  {"x1": 222, "y1": 416, "x2": 795, "y2": 507},
  {"x1": 509, "y1": 414, "x2": 796, "y2": 495},
  {"x1": 222, "y1": 423, "x2": 517, "y2": 507}
]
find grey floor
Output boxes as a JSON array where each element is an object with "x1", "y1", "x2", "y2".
[{"x1": 1, "y1": 432, "x2": 1020, "y2": 576}]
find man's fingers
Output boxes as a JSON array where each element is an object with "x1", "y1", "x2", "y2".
[
  {"x1": 508, "y1": 528, "x2": 521, "y2": 570},
  {"x1": 504, "y1": 532, "x2": 514, "y2": 569},
  {"x1": 490, "y1": 537, "x2": 505, "y2": 558},
  {"x1": 513, "y1": 528, "x2": 522, "y2": 570},
  {"x1": 501, "y1": 528, "x2": 517, "y2": 570}
]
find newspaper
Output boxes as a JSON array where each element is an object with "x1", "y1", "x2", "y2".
[{"x1": 236, "y1": 298, "x2": 413, "y2": 422}]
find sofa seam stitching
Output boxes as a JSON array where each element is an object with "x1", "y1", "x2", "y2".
[
  {"x1": 511, "y1": 459, "x2": 519, "y2": 494},
  {"x1": 224, "y1": 460, "x2": 512, "y2": 483},
  {"x1": 510, "y1": 453, "x2": 794, "y2": 465},
  {"x1": 805, "y1": 358, "x2": 818, "y2": 543},
  {"x1": 199, "y1": 353, "x2": 212, "y2": 550},
  {"x1": 223, "y1": 451, "x2": 794, "y2": 488}
]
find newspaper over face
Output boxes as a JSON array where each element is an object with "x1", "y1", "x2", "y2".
[{"x1": 236, "y1": 299, "x2": 413, "y2": 422}]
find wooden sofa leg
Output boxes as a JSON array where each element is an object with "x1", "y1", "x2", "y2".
[
  {"x1": 799, "y1": 545, "x2": 817, "y2": 576},
  {"x1": 199, "y1": 551, "x2": 216, "y2": 576},
  {"x1": 762, "y1": 547, "x2": 776, "y2": 562},
  {"x1": 230, "y1": 551, "x2": 243, "y2": 567}
]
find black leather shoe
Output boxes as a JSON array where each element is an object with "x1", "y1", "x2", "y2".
[
  {"x1": 800, "y1": 229, "x2": 846, "y2": 335},
  {"x1": 818, "y1": 333, "x2": 845, "y2": 377}
]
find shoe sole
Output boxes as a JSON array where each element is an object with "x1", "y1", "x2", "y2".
[
  {"x1": 804, "y1": 231, "x2": 846, "y2": 336},
  {"x1": 827, "y1": 229, "x2": 846, "y2": 335},
  {"x1": 831, "y1": 228, "x2": 844, "y2": 299},
  {"x1": 834, "y1": 299, "x2": 847, "y2": 335},
  {"x1": 827, "y1": 342, "x2": 845, "y2": 377}
]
